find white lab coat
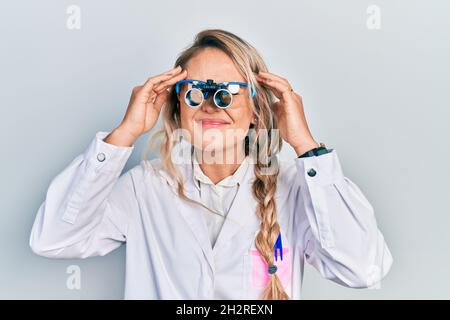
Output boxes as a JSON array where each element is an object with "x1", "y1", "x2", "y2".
[{"x1": 29, "y1": 131, "x2": 393, "y2": 299}]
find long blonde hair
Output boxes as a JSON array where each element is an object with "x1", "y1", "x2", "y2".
[{"x1": 144, "y1": 29, "x2": 289, "y2": 300}]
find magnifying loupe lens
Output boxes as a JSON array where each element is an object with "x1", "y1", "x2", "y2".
[
  {"x1": 185, "y1": 88, "x2": 203, "y2": 108},
  {"x1": 214, "y1": 89, "x2": 232, "y2": 109}
]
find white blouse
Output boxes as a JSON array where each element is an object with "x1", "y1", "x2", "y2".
[
  {"x1": 192, "y1": 152, "x2": 250, "y2": 248},
  {"x1": 29, "y1": 131, "x2": 393, "y2": 299}
]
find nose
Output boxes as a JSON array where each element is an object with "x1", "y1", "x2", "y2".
[{"x1": 200, "y1": 94, "x2": 221, "y2": 113}]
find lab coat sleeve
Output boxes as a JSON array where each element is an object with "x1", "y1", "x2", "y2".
[
  {"x1": 29, "y1": 131, "x2": 137, "y2": 259},
  {"x1": 293, "y1": 149, "x2": 393, "y2": 288}
]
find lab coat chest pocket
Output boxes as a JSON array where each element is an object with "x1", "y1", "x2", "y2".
[{"x1": 243, "y1": 229, "x2": 292, "y2": 298}]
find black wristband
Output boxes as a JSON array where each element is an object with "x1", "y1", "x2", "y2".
[{"x1": 298, "y1": 143, "x2": 332, "y2": 158}]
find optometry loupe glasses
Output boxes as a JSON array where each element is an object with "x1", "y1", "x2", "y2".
[{"x1": 175, "y1": 79, "x2": 256, "y2": 109}]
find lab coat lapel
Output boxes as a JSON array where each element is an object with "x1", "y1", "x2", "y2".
[
  {"x1": 212, "y1": 161, "x2": 256, "y2": 253},
  {"x1": 171, "y1": 144, "x2": 257, "y2": 272},
  {"x1": 176, "y1": 161, "x2": 216, "y2": 274}
]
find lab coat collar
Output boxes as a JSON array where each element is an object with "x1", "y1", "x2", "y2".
[
  {"x1": 191, "y1": 150, "x2": 250, "y2": 190},
  {"x1": 171, "y1": 142, "x2": 257, "y2": 273}
]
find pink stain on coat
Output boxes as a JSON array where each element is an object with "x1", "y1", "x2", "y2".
[{"x1": 250, "y1": 247, "x2": 292, "y2": 288}]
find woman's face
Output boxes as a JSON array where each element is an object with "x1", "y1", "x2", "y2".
[{"x1": 178, "y1": 47, "x2": 255, "y2": 157}]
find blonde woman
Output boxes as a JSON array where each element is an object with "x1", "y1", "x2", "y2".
[{"x1": 29, "y1": 29, "x2": 393, "y2": 300}]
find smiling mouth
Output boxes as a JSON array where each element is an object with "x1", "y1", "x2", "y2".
[{"x1": 197, "y1": 119, "x2": 231, "y2": 128}]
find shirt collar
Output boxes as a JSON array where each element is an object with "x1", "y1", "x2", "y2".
[{"x1": 192, "y1": 150, "x2": 250, "y2": 190}]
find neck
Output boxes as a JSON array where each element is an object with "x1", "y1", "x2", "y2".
[{"x1": 194, "y1": 145, "x2": 247, "y2": 185}]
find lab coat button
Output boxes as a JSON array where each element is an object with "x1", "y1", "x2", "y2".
[
  {"x1": 97, "y1": 152, "x2": 106, "y2": 162},
  {"x1": 307, "y1": 168, "x2": 316, "y2": 177}
]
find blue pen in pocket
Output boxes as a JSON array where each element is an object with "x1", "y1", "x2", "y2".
[{"x1": 274, "y1": 232, "x2": 283, "y2": 261}]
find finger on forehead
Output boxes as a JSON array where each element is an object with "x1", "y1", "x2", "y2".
[
  {"x1": 257, "y1": 71, "x2": 289, "y2": 85},
  {"x1": 142, "y1": 71, "x2": 180, "y2": 91},
  {"x1": 259, "y1": 78, "x2": 291, "y2": 98},
  {"x1": 154, "y1": 70, "x2": 188, "y2": 91}
]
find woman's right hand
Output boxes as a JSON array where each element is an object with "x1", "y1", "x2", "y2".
[{"x1": 107, "y1": 66, "x2": 187, "y2": 146}]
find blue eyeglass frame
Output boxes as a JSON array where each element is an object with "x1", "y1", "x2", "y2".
[{"x1": 175, "y1": 79, "x2": 257, "y2": 99}]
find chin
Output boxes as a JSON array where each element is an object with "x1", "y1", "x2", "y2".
[{"x1": 198, "y1": 139, "x2": 226, "y2": 152}]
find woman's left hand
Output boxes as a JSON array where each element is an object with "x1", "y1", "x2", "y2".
[{"x1": 255, "y1": 71, "x2": 320, "y2": 156}]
